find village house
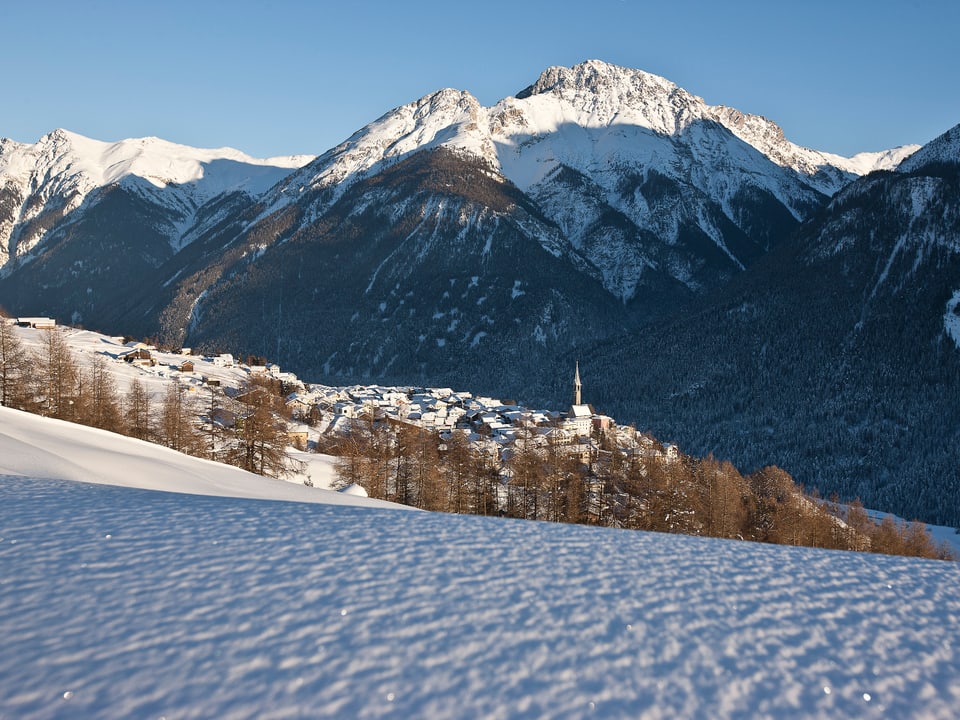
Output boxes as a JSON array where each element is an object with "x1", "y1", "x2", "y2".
[
  {"x1": 285, "y1": 393, "x2": 316, "y2": 420},
  {"x1": 333, "y1": 402, "x2": 360, "y2": 418},
  {"x1": 15, "y1": 317, "x2": 56, "y2": 329},
  {"x1": 119, "y1": 347, "x2": 155, "y2": 367},
  {"x1": 286, "y1": 431, "x2": 309, "y2": 450},
  {"x1": 661, "y1": 444, "x2": 681, "y2": 463},
  {"x1": 592, "y1": 415, "x2": 615, "y2": 433}
]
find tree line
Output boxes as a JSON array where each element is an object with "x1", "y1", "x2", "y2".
[
  {"x1": 325, "y1": 413, "x2": 954, "y2": 561},
  {"x1": 0, "y1": 319, "x2": 299, "y2": 479}
]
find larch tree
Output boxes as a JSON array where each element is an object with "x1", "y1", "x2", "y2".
[
  {"x1": 0, "y1": 319, "x2": 29, "y2": 409},
  {"x1": 440, "y1": 430, "x2": 474, "y2": 514},
  {"x1": 225, "y1": 380, "x2": 301, "y2": 478},
  {"x1": 33, "y1": 328, "x2": 80, "y2": 420},
  {"x1": 81, "y1": 355, "x2": 122, "y2": 432},
  {"x1": 126, "y1": 378, "x2": 151, "y2": 441},
  {"x1": 158, "y1": 381, "x2": 205, "y2": 456}
]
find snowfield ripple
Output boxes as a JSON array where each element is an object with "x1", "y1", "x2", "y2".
[{"x1": 1, "y1": 477, "x2": 958, "y2": 719}]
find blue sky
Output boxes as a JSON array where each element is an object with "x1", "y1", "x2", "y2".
[{"x1": 4, "y1": 0, "x2": 958, "y2": 158}]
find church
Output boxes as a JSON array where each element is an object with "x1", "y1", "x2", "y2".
[{"x1": 564, "y1": 361, "x2": 596, "y2": 436}]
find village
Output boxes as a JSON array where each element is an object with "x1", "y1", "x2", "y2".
[
  {"x1": 8, "y1": 316, "x2": 675, "y2": 474},
  {"x1": 5, "y1": 315, "x2": 952, "y2": 559},
  {"x1": 292, "y1": 365, "x2": 679, "y2": 467}
]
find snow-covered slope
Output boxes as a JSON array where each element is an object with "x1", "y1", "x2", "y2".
[
  {"x1": 1, "y1": 436, "x2": 958, "y2": 718},
  {"x1": 707, "y1": 104, "x2": 918, "y2": 187},
  {"x1": 0, "y1": 405, "x2": 397, "y2": 508},
  {"x1": 898, "y1": 122, "x2": 960, "y2": 172}
]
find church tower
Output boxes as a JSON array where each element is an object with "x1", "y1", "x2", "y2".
[{"x1": 574, "y1": 360, "x2": 582, "y2": 406}]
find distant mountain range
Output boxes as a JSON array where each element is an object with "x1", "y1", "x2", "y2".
[{"x1": 2, "y1": 60, "x2": 958, "y2": 525}]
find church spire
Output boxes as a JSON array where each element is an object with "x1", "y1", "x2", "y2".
[{"x1": 574, "y1": 360, "x2": 582, "y2": 406}]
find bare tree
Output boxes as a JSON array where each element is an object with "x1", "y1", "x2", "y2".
[
  {"x1": 224, "y1": 381, "x2": 301, "y2": 478},
  {"x1": 125, "y1": 377, "x2": 151, "y2": 441},
  {"x1": 332, "y1": 428, "x2": 371, "y2": 491},
  {"x1": 506, "y1": 426, "x2": 543, "y2": 520},
  {"x1": 158, "y1": 381, "x2": 205, "y2": 456},
  {"x1": 0, "y1": 318, "x2": 29, "y2": 409},
  {"x1": 80, "y1": 355, "x2": 122, "y2": 432},
  {"x1": 441, "y1": 430, "x2": 472, "y2": 514},
  {"x1": 33, "y1": 328, "x2": 79, "y2": 420}
]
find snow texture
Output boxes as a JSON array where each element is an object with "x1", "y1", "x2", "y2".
[
  {"x1": 0, "y1": 406, "x2": 397, "y2": 509},
  {"x1": 1, "y1": 408, "x2": 959, "y2": 719}
]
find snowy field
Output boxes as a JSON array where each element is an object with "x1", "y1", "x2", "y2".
[{"x1": 2, "y1": 409, "x2": 960, "y2": 718}]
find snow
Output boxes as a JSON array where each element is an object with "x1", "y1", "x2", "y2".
[
  {"x1": 1, "y1": 406, "x2": 959, "y2": 718},
  {"x1": 0, "y1": 129, "x2": 312, "y2": 196},
  {"x1": 0, "y1": 129, "x2": 315, "y2": 262},
  {"x1": 339, "y1": 482, "x2": 369, "y2": 497},
  {"x1": 0, "y1": 406, "x2": 396, "y2": 509},
  {"x1": 899, "y1": 123, "x2": 960, "y2": 173},
  {"x1": 944, "y1": 289, "x2": 960, "y2": 349},
  {"x1": 836, "y1": 145, "x2": 922, "y2": 175}
]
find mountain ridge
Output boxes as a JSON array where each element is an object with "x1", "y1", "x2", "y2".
[{"x1": 1, "y1": 61, "x2": 956, "y2": 526}]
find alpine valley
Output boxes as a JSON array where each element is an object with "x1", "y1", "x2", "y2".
[{"x1": 2, "y1": 60, "x2": 958, "y2": 525}]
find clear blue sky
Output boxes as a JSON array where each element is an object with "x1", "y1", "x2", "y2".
[{"x1": 4, "y1": 0, "x2": 958, "y2": 158}]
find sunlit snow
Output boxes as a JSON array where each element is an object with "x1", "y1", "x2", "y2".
[{"x1": 1, "y1": 407, "x2": 959, "y2": 718}]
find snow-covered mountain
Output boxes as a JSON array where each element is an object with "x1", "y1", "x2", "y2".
[
  {"x1": 261, "y1": 60, "x2": 918, "y2": 302},
  {"x1": 0, "y1": 129, "x2": 311, "y2": 265},
  {"x1": 0, "y1": 61, "x2": 918, "y2": 319},
  {"x1": 113, "y1": 59, "x2": 930, "y2": 391},
  {"x1": 0, "y1": 129, "x2": 312, "y2": 328},
  {"x1": 580, "y1": 122, "x2": 960, "y2": 526},
  {"x1": 897, "y1": 123, "x2": 960, "y2": 173}
]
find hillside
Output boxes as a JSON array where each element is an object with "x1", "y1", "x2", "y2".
[
  {"x1": 1, "y1": 407, "x2": 959, "y2": 718},
  {"x1": 577, "y1": 124, "x2": 960, "y2": 526}
]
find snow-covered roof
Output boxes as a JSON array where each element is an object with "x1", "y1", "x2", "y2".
[{"x1": 570, "y1": 404, "x2": 593, "y2": 418}]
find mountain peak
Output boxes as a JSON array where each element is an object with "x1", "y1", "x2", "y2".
[
  {"x1": 517, "y1": 60, "x2": 678, "y2": 100},
  {"x1": 510, "y1": 60, "x2": 703, "y2": 139},
  {"x1": 897, "y1": 123, "x2": 959, "y2": 173}
]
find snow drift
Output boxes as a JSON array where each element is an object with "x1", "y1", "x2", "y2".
[{"x1": 1, "y1": 407, "x2": 958, "y2": 718}]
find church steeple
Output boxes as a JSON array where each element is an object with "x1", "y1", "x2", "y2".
[{"x1": 574, "y1": 360, "x2": 582, "y2": 406}]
